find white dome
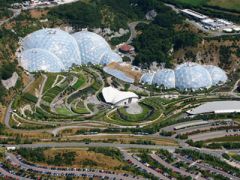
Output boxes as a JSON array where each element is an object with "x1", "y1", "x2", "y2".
[
  {"x1": 20, "y1": 48, "x2": 65, "y2": 72},
  {"x1": 175, "y1": 62, "x2": 212, "y2": 91},
  {"x1": 205, "y1": 65, "x2": 228, "y2": 85},
  {"x1": 72, "y1": 31, "x2": 111, "y2": 64},
  {"x1": 152, "y1": 69, "x2": 175, "y2": 89},
  {"x1": 22, "y1": 28, "x2": 81, "y2": 68},
  {"x1": 140, "y1": 72, "x2": 155, "y2": 85},
  {"x1": 100, "y1": 51, "x2": 122, "y2": 65}
]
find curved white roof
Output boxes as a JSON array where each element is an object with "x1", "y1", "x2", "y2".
[
  {"x1": 102, "y1": 86, "x2": 138, "y2": 105},
  {"x1": 22, "y1": 28, "x2": 81, "y2": 68},
  {"x1": 20, "y1": 48, "x2": 65, "y2": 72},
  {"x1": 187, "y1": 101, "x2": 240, "y2": 115}
]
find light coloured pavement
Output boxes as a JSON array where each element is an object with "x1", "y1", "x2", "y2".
[
  {"x1": 0, "y1": 164, "x2": 31, "y2": 180},
  {"x1": 120, "y1": 149, "x2": 169, "y2": 180},
  {"x1": 175, "y1": 153, "x2": 240, "y2": 180},
  {"x1": 150, "y1": 153, "x2": 204, "y2": 180}
]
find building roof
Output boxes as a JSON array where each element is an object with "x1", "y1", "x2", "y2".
[
  {"x1": 102, "y1": 86, "x2": 138, "y2": 105},
  {"x1": 181, "y1": 9, "x2": 208, "y2": 19},
  {"x1": 187, "y1": 101, "x2": 240, "y2": 115},
  {"x1": 119, "y1": 44, "x2": 134, "y2": 52}
]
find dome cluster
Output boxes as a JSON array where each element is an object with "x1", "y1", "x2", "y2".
[
  {"x1": 140, "y1": 62, "x2": 227, "y2": 91},
  {"x1": 19, "y1": 28, "x2": 122, "y2": 72}
]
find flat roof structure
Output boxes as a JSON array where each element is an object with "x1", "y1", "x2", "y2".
[
  {"x1": 187, "y1": 101, "x2": 240, "y2": 115},
  {"x1": 181, "y1": 9, "x2": 208, "y2": 20}
]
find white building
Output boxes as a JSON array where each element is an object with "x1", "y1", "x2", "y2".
[
  {"x1": 187, "y1": 101, "x2": 240, "y2": 115},
  {"x1": 102, "y1": 86, "x2": 139, "y2": 106}
]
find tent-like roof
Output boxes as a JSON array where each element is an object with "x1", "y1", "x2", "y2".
[{"x1": 102, "y1": 86, "x2": 138, "y2": 105}]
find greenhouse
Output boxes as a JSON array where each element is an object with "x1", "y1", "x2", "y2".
[
  {"x1": 22, "y1": 28, "x2": 81, "y2": 68},
  {"x1": 152, "y1": 69, "x2": 175, "y2": 89},
  {"x1": 204, "y1": 65, "x2": 228, "y2": 85},
  {"x1": 19, "y1": 28, "x2": 122, "y2": 72},
  {"x1": 140, "y1": 72, "x2": 155, "y2": 85},
  {"x1": 140, "y1": 63, "x2": 227, "y2": 91},
  {"x1": 20, "y1": 48, "x2": 65, "y2": 72},
  {"x1": 73, "y1": 31, "x2": 111, "y2": 65},
  {"x1": 175, "y1": 63, "x2": 212, "y2": 91}
]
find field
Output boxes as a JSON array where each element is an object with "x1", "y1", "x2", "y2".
[
  {"x1": 208, "y1": 0, "x2": 240, "y2": 11},
  {"x1": 172, "y1": 0, "x2": 240, "y2": 11},
  {"x1": 17, "y1": 147, "x2": 128, "y2": 172}
]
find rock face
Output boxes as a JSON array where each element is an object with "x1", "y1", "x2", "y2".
[{"x1": 1, "y1": 72, "x2": 19, "y2": 90}]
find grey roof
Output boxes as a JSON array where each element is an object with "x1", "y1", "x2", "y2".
[{"x1": 187, "y1": 101, "x2": 240, "y2": 115}]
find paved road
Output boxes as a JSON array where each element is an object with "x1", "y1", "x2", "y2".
[
  {"x1": 1, "y1": 142, "x2": 177, "y2": 151},
  {"x1": 120, "y1": 149, "x2": 169, "y2": 180},
  {"x1": 127, "y1": 21, "x2": 149, "y2": 44},
  {"x1": 0, "y1": 164, "x2": 31, "y2": 180},
  {"x1": 150, "y1": 153, "x2": 203, "y2": 180},
  {"x1": 6, "y1": 153, "x2": 140, "y2": 180},
  {"x1": 0, "y1": 8, "x2": 21, "y2": 26},
  {"x1": 175, "y1": 154, "x2": 240, "y2": 180}
]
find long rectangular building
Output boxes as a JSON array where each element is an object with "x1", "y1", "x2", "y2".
[
  {"x1": 187, "y1": 101, "x2": 240, "y2": 115},
  {"x1": 181, "y1": 9, "x2": 208, "y2": 20}
]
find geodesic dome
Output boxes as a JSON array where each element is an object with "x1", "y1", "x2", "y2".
[
  {"x1": 204, "y1": 65, "x2": 228, "y2": 85},
  {"x1": 22, "y1": 28, "x2": 81, "y2": 68},
  {"x1": 20, "y1": 48, "x2": 65, "y2": 72},
  {"x1": 152, "y1": 69, "x2": 175, "y2": 89},
  {"x1": 140, "y1": 72, "x2": 155, "y2": 85},
  {"x1": 72, "y1": 31, "x2": 111, "y2": 64},
  {"x1": 100, "y1": 51, "x2": 122, "y2": 65},
  {"x1": 175, "y1": 62, "x2": 212, "y2": 91}
]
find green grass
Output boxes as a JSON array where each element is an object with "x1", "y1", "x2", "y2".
[
  {"x1": 174, "y1": 0, "x2": 207, "y2": 6},
  {"x1": 72, "y1": 75, "x2": 86, "y2": 90},
  {"x1": 208, "y1": 0, "x2": 240, "y2": 11},
  {"x1": 43, "y1": 73, "x2": 58, "y2": 93},
  {"x1": 206, "y1": 136, "x2": 240, "y2": 143},
  {"x1": 55, "y1": 106, "x2": 74, "y2": 116},
  {"x1": 172, "y1": 0, "x2": 240, "y2": 11},
  {"x1": 116, "y1": 104, "x2": 153, "y2": 122}
]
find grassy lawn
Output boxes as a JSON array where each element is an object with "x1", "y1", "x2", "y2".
[
  {"x1": 66, "y1": 135, "x2": 178, "y2": 146},
  {"x1": 206, "y1": 136, "x2": 240, "y2": 143},
  {"x1": 173, "y1": 0, "x2": 240, "y2": 11},
  {"x1": 174, "y1": 0, "x2": 207, "y2": 6},
  {"x1": 117, "y1": 104, "x2": 153, "y2": 122},
  {"x1": 43, "y1": 73, "x2": 58, "y2": 93},
  {"x1": 25, "y1": 75, "x2": 44, "y2": 96},
  {"x1": 55, "y1": 106, "x2": 74, "y2": 116},
  {"x1": 72, "y1": 75, "x2": 86, "y2": 90},
  {"x1": 17, "y1": 148, "x2": 128, "y2": 172},
  {"x1": 72, "y1": 100, "x2": 90, "y2": 114},
  {"x1": 208, "y1": 0, "x2": 240, "y2": 11}
]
